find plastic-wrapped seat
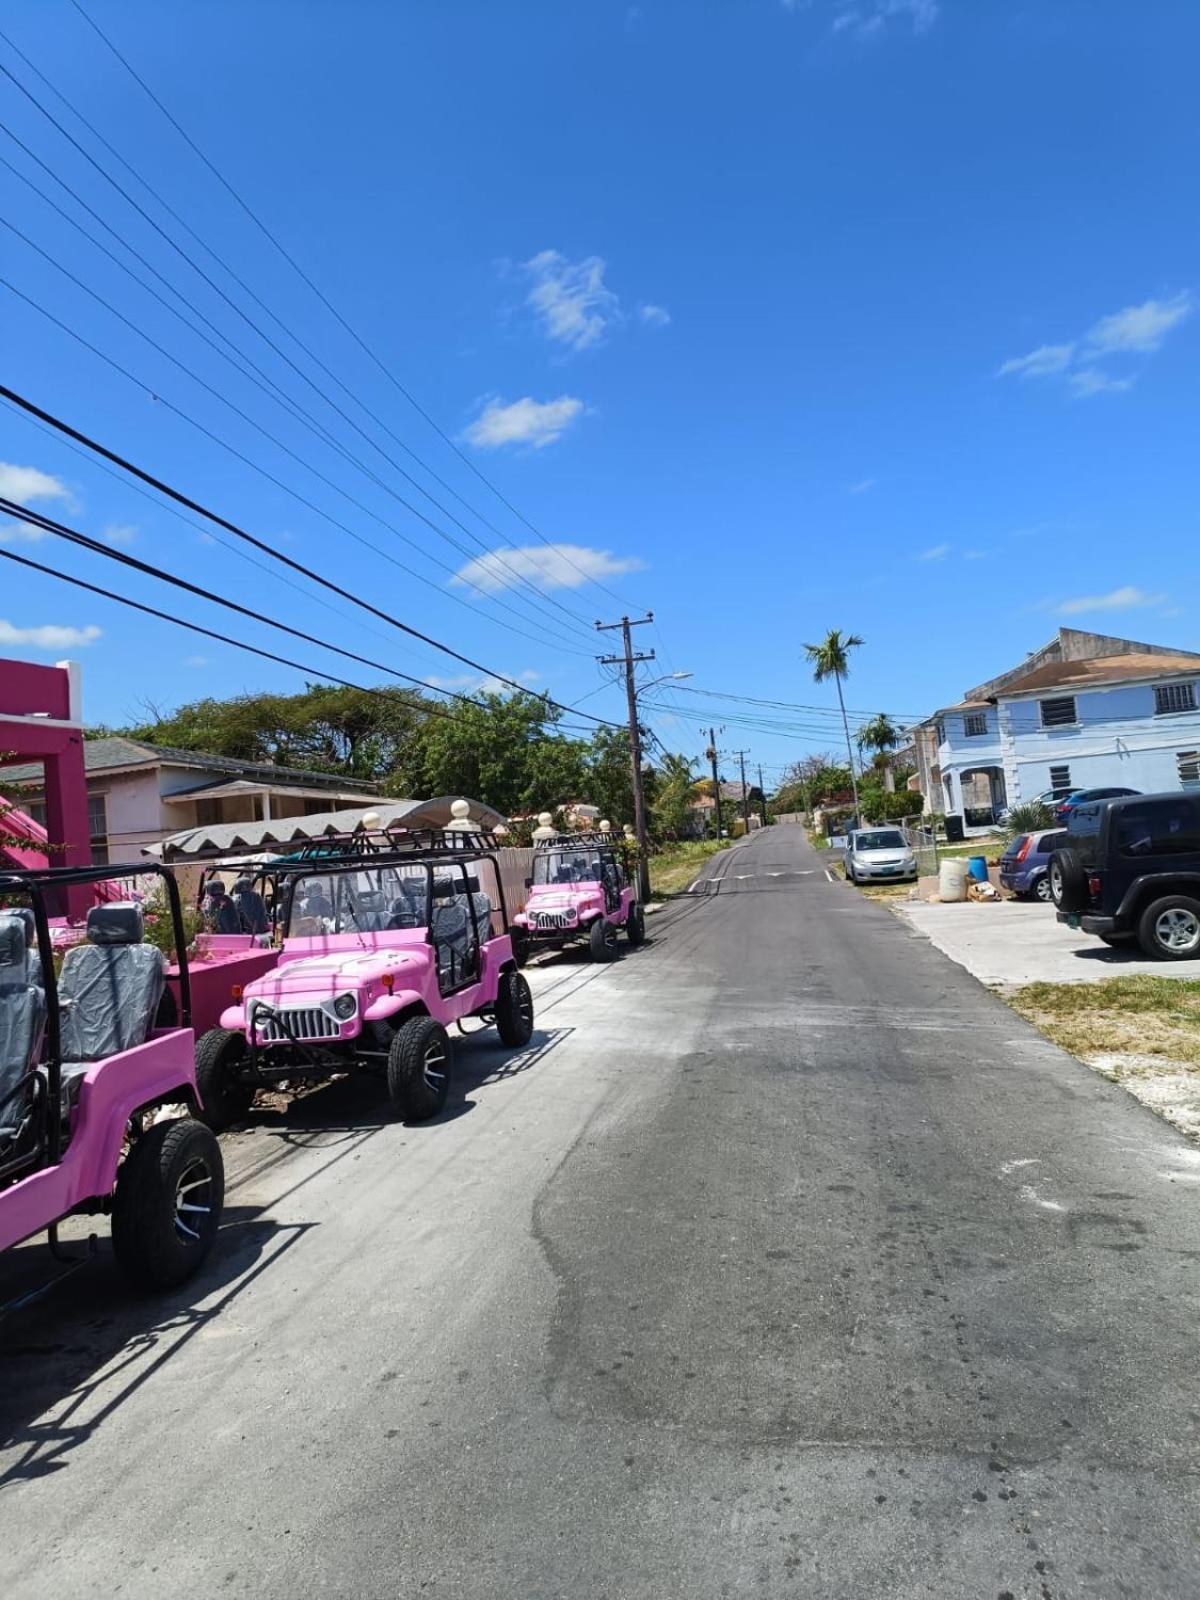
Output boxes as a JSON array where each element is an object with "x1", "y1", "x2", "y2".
[
  {"x1": 0, "y1": 912, "x2": 47, "y2": 1152},
  {"x1": 57, "y1": 904, "x2": 166, "y2": 1084},
  {"x1": 231, "y1": 877, "x2": 270, "y2": 935},
  {"x1": 431, "y1": 900, "x2": 471, "y2": 988}
]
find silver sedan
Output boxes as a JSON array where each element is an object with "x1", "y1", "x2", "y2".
[{"x1": 844, "y1": 827, "x2": 919, "y2": 884}]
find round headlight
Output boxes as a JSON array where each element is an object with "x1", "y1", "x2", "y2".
[{"x1": 332, "y1": 992, "x2": 356, "y2": 1021}]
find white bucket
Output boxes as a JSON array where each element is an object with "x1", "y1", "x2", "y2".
[{"x1": 938, "y1": 858, "x2": 968, "y2": 902}]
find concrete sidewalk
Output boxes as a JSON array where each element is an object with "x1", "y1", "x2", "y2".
[{"x1": 895, "y1": 895, "x2": 1199, "y2": 986}]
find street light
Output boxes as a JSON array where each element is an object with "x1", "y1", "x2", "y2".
[{"x1": 637, "y1": 670, "x2": 693, "y2": 696}]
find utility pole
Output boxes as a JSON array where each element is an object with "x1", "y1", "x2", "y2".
[
  {"x1": 757, "y1": 762, "x2": 768, "y2": 827},
  {"x1": 733, "y1": 749, "x2": 752, "y2": 832},
  {"x1": 705, "y1": 726, "x2": 723, "y2": 840},
  {"x1": 597, "y1": 612, "x2": 655, "y2": 903}
]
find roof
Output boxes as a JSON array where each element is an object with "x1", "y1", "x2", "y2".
[
  {"x1": 999, "y1": 652, "x2": 1200, "y2": 696},
  {"x1": 147, "y1": 795, "x2": 508, "y2": 861},
  {"x1": 1, "y1": 736, "x2": 382, "y2": 792}
]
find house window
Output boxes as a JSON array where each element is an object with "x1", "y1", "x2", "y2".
[
  {"x1": 963, "y1": 712, "x2": 988, "y2": 738},
  {"x1": 87, "y1": 793, "x2": 109, "y2": 866},
  {"x1": 1040, "y1": 696, "x2": 1077, "y2": 728},
  {"x1": 1155, "y1": 682, "x2": 1196, "y2": 716},
  {"x1": 1179, "y1": 751, "x2": 1200, "y2": 789},
  {"x1": 934, "y1": 720, "x2": 946, "y2": 746},
  {"x1": 1049, "y1": 764, "x2": 1071, "y2": 791}
]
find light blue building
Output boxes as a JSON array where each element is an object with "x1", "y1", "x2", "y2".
[{"x1": 911, "y1": 629, "x2": 1200, "y2": 832}]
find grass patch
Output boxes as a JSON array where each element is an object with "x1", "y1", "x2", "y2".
[
  {"x1": 935, "y1": 836, "x2": 1005, "y2": 861},
  {"x1": 1009, "y1": 976, "x2": 1200, "y2": 1070},
  {"x1": 649, "y1": 838, "x2": 733, "y2": 896}
]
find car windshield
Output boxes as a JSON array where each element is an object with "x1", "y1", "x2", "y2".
[
  {"x1": 854, "y1": 830, "x2": 906, "y2": 852},
  {"x1": 533, "y1": 849, "x2": 606, "y2": 886},
  {"x1": 286, "y1": 864, "x2": 429, "y2": 934}
]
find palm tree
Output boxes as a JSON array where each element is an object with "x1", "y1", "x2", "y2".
[
  {"x1": 856, "y1": 712, "x2": 900, "y2": 792},
  {"x1": 803, "y1": 629, "x2": 864, "y2": 819}
]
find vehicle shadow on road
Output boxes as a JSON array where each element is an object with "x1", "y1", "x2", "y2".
[
  {"x1": 0, "y1": 1206, "x2": 313, "y2": 1490},
  {"x1": 448, "y1": 1026, "x2": 575, "y2": 1109}
]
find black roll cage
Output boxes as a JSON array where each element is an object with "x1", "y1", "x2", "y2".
[{"x1": 0, "y1": 862, "x2": 191, "y2": 1180}]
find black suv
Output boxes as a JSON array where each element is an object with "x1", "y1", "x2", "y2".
[{"x1": 1051, "y1": 791, "x2": 1200, "y2": 960}]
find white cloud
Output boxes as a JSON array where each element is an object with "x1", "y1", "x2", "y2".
[
  {"x1": 1054, "y1": 585, "x2": 1166, "y2": 617},
  {"x1": 453, "y1": 543, "x2": 645, "y2": 595},
  {"x1": 101, "y1": 522, "x2": 138, "y2": 546},
  {"x1": 1084, "y1": 292, "x2": 1193, "y2": 356},
  {"x1": 638, "y1": 303, "x2": 671, "y2": 327},
  {"x1": 463, "y1": 395, "x2": 584, "y2": 451},
  {"x1": 918, "y1": 542, "x2": 951, "y2": 561},
  {"x1": 524, "y1": 250, "x2": 620, "y2": 351},
  {"x1": 425, "y1": 668, "x2": 541, "y2": 695},
  {"x1": 1067, "y1": 368, "x2": 1134, "y2": 399},
  {"x1": 0, "y1": 519, "x2": 50, "y2": 545},
  {"x1": 0, "y1": 462, "x2": 75, "y2": 509},
  {"x1": 0, "y1": 619, "x2": 102, "y2": 648},
  {"x1": 184, "y1": 654, "x2": 209, "y2": 668},
  {"x1": 848, "y1": 477, "x2": 876, "y2": 494},
  {"x1": 997, "y1": 343, "x2": 1075, "y2": 379},
  {"x1": 998, "y1": 290, "x2": 1191, "y2": 396},
  {"x1": 832, "y1": 0, "x2": 938, "y2": 37}
]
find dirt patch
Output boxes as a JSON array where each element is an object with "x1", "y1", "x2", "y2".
[{"x1": 1008, "y1": 976, "x2": 1200, "y2": 1142}]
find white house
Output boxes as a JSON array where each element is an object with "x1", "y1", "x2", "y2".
[{"x1": 911, "y1": 629, "x2": 1200, "y2": 832}]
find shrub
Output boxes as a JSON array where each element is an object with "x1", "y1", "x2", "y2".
[
  {"x1": 1000, "y1": 800, "x2": 1054, "y2": 841},
  {"x1": 861, "y1": 790, "x2": 924, "y2": 823}
]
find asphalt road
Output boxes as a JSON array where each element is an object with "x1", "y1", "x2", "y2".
[{"x1": 3, "y1": 826, "x2": 1199, "y2": 1598}]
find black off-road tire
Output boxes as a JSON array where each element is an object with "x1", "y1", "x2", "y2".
[
  {"x1": 510, "y1": 927, "x2": 532, "y2": 969},
  {"x1": 1136, "y1": 894, "x2": 1200, "y2": 962},
  {"x1": 194, "y1": 1028, "x2": 254, "y2": 1131},
  {"x1": 112, "y1": 1117, "x2": 224, "y2": 1291},
  {"x1": 387, "y1": 1016, "x2": 453, "y2": 1119},
  {"x1": 495, "y1": 970, "x2": 534, "y2": 1047},
  {"x1": 624, "y1": 903, "x2": 646, "y2": 947},
  {"x1": 1048, "y1": 848, "x2": 1088, "y2": 913},
  {"x1": 588, "y1": 918, "x2": 618, "y2": 963}
]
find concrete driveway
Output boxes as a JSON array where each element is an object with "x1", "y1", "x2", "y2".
[{"x1": 895, "y1": 895, "x2": 1200, "y2": 985}]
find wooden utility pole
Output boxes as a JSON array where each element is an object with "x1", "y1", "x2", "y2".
[
  {"x1": 705, "y1": 726, "x2": 723, "y2": 839},
  {"x1": 757, "y1": 763, "x2": 768, "y2": 827},
  {"x1": 733, "y1": 749, "x2": 751, "y2": 832},
  {"x1": 597, "y1": 613, "x2": 655, "y2": 902}
]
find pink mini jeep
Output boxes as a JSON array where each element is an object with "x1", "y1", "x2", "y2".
[
  {"x1": 193, "y1": 843, "x2": 534, "y2": 1129},
  {"x1": 0, "y1": 864, "x2": 224, "y2": 1294},
  {"x1": 512, "y1": 833, "x2": 646, "y2": 963}
]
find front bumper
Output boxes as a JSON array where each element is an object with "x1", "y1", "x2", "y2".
[{"x1": 853, "y1": 863, "x2": 918, "y2": 880}]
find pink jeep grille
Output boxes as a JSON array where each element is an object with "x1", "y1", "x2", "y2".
[
  {"x1": 253, "y1": 1004, "x2": 341, "y2": 1043},
  {"x1": 533, "y1": 909, "x2": 574, "y2": 930}
]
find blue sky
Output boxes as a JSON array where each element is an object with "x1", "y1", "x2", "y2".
[{"x1": 1, "y1": 0, "x2": 1197, "y2": 786}]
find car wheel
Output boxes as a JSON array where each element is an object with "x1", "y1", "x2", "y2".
[
  {"x1": 845, "y1": 864, "x2": 856, "y2": 884},
  {"x1": 1136, "y1": 895, "x2": 1200, "y2": 962},
  {"x1": 588, "y1": 919, "x2": 618, "y2": 962},
  {"x1": 112, "y1": 1118, "x2": 224, "y2": 1291},
  {"x1": 510, "y1": 927, "x2": 531, "y2": 968},
  {"x1": 387, "y1": 1016, "x2": 453, "y2": 1119},
  {"x1": 625, "y1": 903, "x2": 646, "y2": 947},
  {"x1": 1032, "y1": 874, "x2": 1054, "y2": 903},
  {"x1": 494, "y1": 970, "x2": 534, "y2": 1047},
  {"x1": 194, "y1": 1028, "x2": 254, "y2": 1132}
]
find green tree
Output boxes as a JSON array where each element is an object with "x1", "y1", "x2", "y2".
[
  {"x1": 652, "y1": 752, "x2": 698, "y2": 840},
  {"x1": 802, "y1": 629, "x2": 864, "y2": 818},
  {"x1": 856, "y1": 712, "x2": 901, "y2": 793},
  {"x1": 402, "y1": 692, "x2": 588, "y2": 816}
]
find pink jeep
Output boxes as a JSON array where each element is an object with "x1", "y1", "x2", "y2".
[
  {"x1": 0, "y1": 864, "x2": 224, "y2": 1293},
  {"x1": 193, "y1": 844, "x2": 534, "y2": 1129},
  {"x1": 512, "y1": 833, "x2": 646, "y2": 963}
]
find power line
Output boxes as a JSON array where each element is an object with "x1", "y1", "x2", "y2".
[
  {"x1": 0, "y1": 34, "x2": 613, "y2": 637},
  {"x1": 62, "y1": 0, "x2": 648, "y2": 613},
  {"x1": 0, "y1": 214, "x2": 593, "y2": 658},
  {"x1": 0, "y1": 383, "x2": 624, "y2": 729}
]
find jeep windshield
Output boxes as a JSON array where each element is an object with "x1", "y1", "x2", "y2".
[
  {"x1": 533, "y1": 850, "x2": 605, "y2": 886},
  {"x1": 285, "y1": 865, "x2": 429, "y2": 934}
]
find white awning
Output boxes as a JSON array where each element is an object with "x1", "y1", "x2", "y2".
[{"x1": 145, "y1": 796, "x2": 508, "y2": 862}]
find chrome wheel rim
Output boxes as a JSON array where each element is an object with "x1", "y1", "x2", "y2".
[
  {"x1": 174, "y1": 1158, "x2": 214, "y2": 1244},
  {"x1": 1155, "y1": 908, "x2": 1200, "y2": 952},
  {"x1": 422, "y1": 1037, "x2": 449, "y2": 1092}
]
